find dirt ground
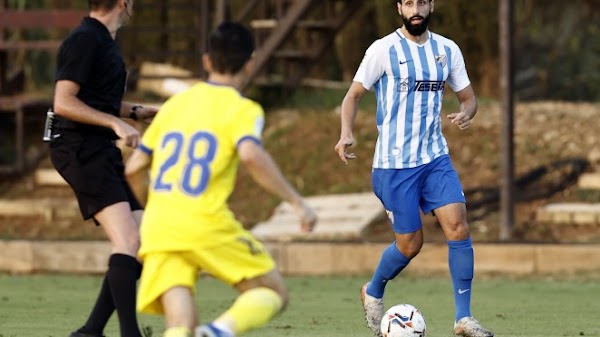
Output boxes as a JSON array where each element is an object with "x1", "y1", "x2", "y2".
[{"x1": 1, "y1": 100, "x2": 599, "y2": 243}]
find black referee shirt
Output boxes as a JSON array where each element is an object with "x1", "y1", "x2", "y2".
[{"x1": 55, "y1": 17, "x2": 127, "y2": 136}]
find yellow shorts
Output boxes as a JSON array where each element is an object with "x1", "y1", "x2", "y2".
[{"x1": 137, "y1": 233, "x2": 275, "y2": 315}]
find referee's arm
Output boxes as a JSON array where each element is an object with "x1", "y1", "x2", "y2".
[
  {"x1": 54, "y1": 79, "x2": 141, "y2": 147},
  {"x1": 54, "y1": 80, "x2": 122, "y2": 128}
]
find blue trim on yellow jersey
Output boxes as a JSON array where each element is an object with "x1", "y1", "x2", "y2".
[
  {"x1": 236, "y1": 135, "x2": 262, "y2": 149},
  {"x1": 139, "y1": 143, "x2": 153, "y2": 155}
]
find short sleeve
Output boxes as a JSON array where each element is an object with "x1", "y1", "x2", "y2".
[
  {"x1": 55, "y1": 31, "x2": 99, "y2": 85},
  {"x1": 353, "y1": 40, "x2": 386, "y2": 91},
  {"x1": 139, "y1": 101, "x2": 172, "y2": 155},
  {"x1": 231, "y1": 101, "x2": 264, "y2": 148},
  {"x1": 446, "y1": 43, "x2": 471, "y2": 93}
]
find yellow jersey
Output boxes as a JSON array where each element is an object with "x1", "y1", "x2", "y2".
[{"x1": 138, "y1": 82, "x2": 265, "y2": 253}]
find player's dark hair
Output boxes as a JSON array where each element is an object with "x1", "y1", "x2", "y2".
[
  {"x1": 88, "y1": 0, "x2": 119, "y2": 10},
  {"x1": 208, "y1": 22, "x2": 255, "y2": 75},
  {"x1": 397, "y1": 0, "x2": 431, "y2": 4}
]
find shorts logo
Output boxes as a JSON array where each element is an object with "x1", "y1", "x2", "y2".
[
  {"x1": 237, "y1": 236, "x2": 263, "y2": 255},
  {"x1": 386, "y1": 210, "x2": 395, "y2": 224}
]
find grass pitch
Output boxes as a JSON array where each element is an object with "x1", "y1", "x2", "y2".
[{"x1": 0, "y1": 273, "x2": 598, "y2": 337}]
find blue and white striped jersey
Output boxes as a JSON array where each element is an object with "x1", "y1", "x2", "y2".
[{"x1": 354, "y1": 29, "x2": 471, "y2": 169}]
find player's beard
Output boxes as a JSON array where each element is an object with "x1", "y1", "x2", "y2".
[{"x1": 402, "y1": 13, "x2": 430, "y2": 36}]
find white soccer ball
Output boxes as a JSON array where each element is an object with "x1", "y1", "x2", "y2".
[{"x1": 380, "y1": 303, "x2": 427, "y2": 337}]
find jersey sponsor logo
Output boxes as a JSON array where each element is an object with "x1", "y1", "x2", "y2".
[{"x1": 415, "y1": 80, "x2": 445, "y2": 92}]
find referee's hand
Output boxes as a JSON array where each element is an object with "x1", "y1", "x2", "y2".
[{"x1": 114, "y1": 119, "x2": 140, "y2": 148}]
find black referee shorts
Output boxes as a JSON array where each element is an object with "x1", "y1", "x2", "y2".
[{"x1": 49, "y1": 130, "x2": 142, "y2": 223}]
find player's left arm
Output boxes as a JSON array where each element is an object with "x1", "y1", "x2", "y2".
[
  {"x1": 124, "y1": 148, "x2": 152, "y2": 204},
  {"x1": 238, "y1": 139, "x2": 317, "y2": 233},
  {"x1": 125, "y1": 148, "x2": 151, "y2": 178},
  {"x1": 447, "y1": 84, "x2": 477, "y2": 130},
  {"x1": 124, "y1": 119, "x2": 158, "y2": 203},
  {"x1": 446, "y1": 40, "x2": 477, "y2": 131}
]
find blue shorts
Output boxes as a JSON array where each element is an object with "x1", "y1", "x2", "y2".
[{"x1": 372, "y1": 155, "x2": 465, "y2": 234}]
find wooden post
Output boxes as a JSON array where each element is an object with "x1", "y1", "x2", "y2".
[
  {"x1": 199, "y1": 0, "x2": 209, "y2": 78},
  {"x1": 160, "y1": 0, "x2": 168, "y2": 63},
  {"x1": 215, "y1": 0, "x2": 232, "y2": 27},
  {"x1": 499, "y1": 0, "x2": 515, "y2": 241},
  {"x1": 15, "y1": 106, "x2": 24, "y2": 172},
  {"x1": 0, "y1": 0, "x2": 6, "y2": 93}
]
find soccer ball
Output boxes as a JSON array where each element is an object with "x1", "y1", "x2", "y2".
[{"x1": 380, "y1": 304, "x2": 427, "y2": 337}]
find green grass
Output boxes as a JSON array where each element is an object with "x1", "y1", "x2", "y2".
[{"x1": 0, "y1": 274, "x2": 598, "y2": 337}]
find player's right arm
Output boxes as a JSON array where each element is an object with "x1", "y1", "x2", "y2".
[
  {"x1": 238, "y1": 140, "x2": 317, "y2": 233},
  {"x1": 334, "y1": 81, "x2": 368, "y2": 164},
  {"x1": 335, "y1": 39, "x2": 383, "y2": 164},
  {"x1": 54, "y1": 80, "x2": 140, "y2": 147}
]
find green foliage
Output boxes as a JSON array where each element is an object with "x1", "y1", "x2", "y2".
[
  {"x1": 515, "y1": 0, "x2": 600, "y2": 101},
  {"x1": 6, "y1": 1, "x2": 599, "y2": 100}
]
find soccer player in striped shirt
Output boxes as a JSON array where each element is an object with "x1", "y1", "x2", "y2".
[{"x1": 334, "y1": 1, "x2": 494, "y2": 337}]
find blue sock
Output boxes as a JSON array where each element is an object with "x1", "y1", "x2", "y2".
[
  {"x1": 448, "y1": 238, "x2": 474, "y2": 321},
  {"x1": 366, "y1": 242, "x2": 411, "y2": 298},
  {"x1": 206, "y1": 323, "x2": 230, "y2": 337}
]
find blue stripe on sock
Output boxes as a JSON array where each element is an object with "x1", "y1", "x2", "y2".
[{"x1": 205, "y1": 323, "x2": 226, "y2": 337}]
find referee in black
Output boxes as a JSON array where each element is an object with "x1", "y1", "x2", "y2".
[{"x1": 49, "y1": 1, "x2": 157, "y2": 337}]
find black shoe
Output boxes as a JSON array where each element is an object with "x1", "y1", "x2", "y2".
[{"x1": 69, "y1": 329, "x2": 105, "y2": 337}]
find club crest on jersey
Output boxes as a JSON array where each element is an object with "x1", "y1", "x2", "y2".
[
  {"x1": 399, "y1": 78, "x2": 410, "y2": 92},
  {"x1": 435, "y1": 54, "x2": 447, "y2": 67}
]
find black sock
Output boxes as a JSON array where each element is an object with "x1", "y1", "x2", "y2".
[
  {"x1": 79, "y1": 274, "x2": 114, "y2": 335},
  {"x1": 107, "y1": 253, "x2": 143, "y2": 337}
]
